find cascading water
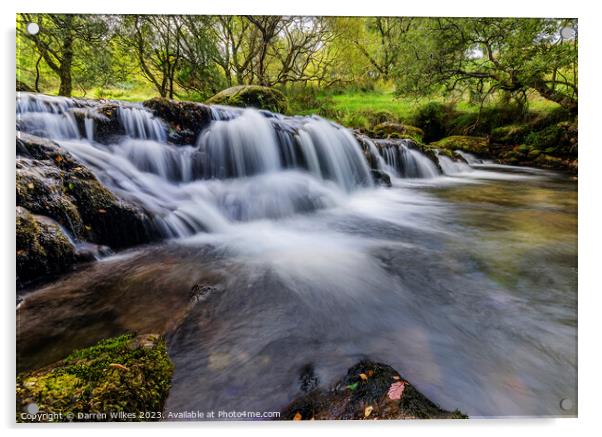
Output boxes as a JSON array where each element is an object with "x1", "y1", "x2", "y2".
[
  {"x1": 375, "y1": 139, "x2": 441, "y2": 178},
  {"x1": 16, "y1": 93, "x2": 379, "y2": 237},
  {"x1": 15, "y1": 92, "x2": 577, "y2": 419}
]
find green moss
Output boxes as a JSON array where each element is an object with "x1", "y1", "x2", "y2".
[
  {"x1": 17, "y1": 334, "x2": 173, "y2": 422},
  {"x1": 207, "y1": 85, "x2": 288, "y2": 114},
  {"x1": 430, "y1": 136, "x2": 489, "y2": 155},
  {"x1": 491, "y1": 124, "x2": 529, "y2": 145},
  {"x1": 371, "y1": 122, "x2": 425, "y2": 142}
]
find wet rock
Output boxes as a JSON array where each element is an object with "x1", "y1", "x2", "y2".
[
  {"x1": 16, "y1": 132, "x2": 159, "y2": 286},
  {"x1": 371, "y1": 169, "x2": 392, "y2": 187},
  {"x1": 16, "y1": 206, "x2": 76, "y2": 287},
  {"x1": 70, "y1": 104, "x2": 125, "y2": 143},
  {"x1": 16, "y1": 334, "x2": 173, "y2": 422},
  {"x1": 143, "y1": 97, "x2": 212, "y2": 144},
  {"x1": 280, "y1": 360, "x2": 467, "y2": 420},
  {"x1": 206, "y1": 85, "x2": 288, "y2": 114}
]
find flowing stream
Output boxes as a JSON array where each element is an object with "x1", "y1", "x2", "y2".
[{"x1": 16, "y1": 93, "x2": 577, "y2": 418}]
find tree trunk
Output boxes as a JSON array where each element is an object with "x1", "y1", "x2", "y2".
[
  {"x1": 57, "y1": 17, "x2": 74, "y2": 97},
  {"x1": 530, "y1": 78, "x2": 577, "y2": 115}
]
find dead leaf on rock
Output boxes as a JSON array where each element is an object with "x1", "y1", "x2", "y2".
[
  {"x1": 387, "y1": 381, "x2": 405, "y2": 400},
  {"x1": 359, "y1": 373, "x2": 368, "y2": 381},
  {"x1": 364, "y1": 405, "x2": 373, "y2": 417},
  {"x1": 293, "y1": 411, "x2": 302, "y2": 421}
]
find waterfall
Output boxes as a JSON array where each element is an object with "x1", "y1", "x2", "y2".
[
  {"x1": 17, "y1": 92, "x2": 483, "y2": 238},
  {"x1": 15, "y1": 93, "x2": 376, "y2": 238},
  {"x1": 436, "y1": 151, "x2": 472, "y2": 175},
  {"x1": 375, "y1": 140, "x2": 440, "y2": 178},
  {"x1": 118, "y1": 106, "x2": 167, "y2": 142}
]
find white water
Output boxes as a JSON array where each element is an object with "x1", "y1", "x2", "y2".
[
  {"x1": 16, "y1": 92, "x2": 577, "y2": 418},
  {"x1": 17, "y1": 93, "x2": 455, "y2": 238}
]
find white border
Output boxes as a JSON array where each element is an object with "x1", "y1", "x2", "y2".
[{"x1": 2, "y1": 1, "x2": 600, "y2": 436}]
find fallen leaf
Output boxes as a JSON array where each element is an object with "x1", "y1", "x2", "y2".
[
  {"x1": 27, "y1": 183, "x2": 34, "y2": 189},
  {"x1": 392, "y1": 375, "x2": 400, "y2": 380},
  {"x1": 97, "y1": 209, "x2": 107, "y2": 214},
  {"x1": 109, "y1": 363, "x2": 129, "y2": 372},
  {"x1": 367, "y1": 370, "x2": 374, "y2": 377},
  {"x1": 359, "y1": 373, "x2": 368, "y2": 381},
  {"x1": 293, "y1": 412, "x2": 302, "y2": 421},
  {"x1": 347, "y1": 382, "x2": 359, "y2": 391},
  {"x1": 387, "y1": 381, "x2": 405, "y2": 400},
  {"x1": 364, "y1": 406, "x2": 373, "y2": 417}
]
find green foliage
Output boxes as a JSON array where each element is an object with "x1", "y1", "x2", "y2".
[
  {"x1": 393, "y1": 18, "x2": 578, "y2": 113},
  {"x1": 17, "y1": 334, "x2": 173, "y2": 422},
  {"x1": 412, "y1": 102, "x2": 451, "y2": 142}
]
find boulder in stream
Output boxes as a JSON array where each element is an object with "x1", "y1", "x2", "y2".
[
  {"x1": 280, "y1": 360, "x2": 467, "y2": 420},
  {"x1": 206, "y1": 85, "x2": 288, "y2": 114}
]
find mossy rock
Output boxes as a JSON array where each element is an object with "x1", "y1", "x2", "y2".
[
  {"x1": 17, "y1": 334, "x2": 173, "y2": 422},
  {"x1": 430, "y1": 136, "x2": 489, "y2": 155},
  {"x1": 16, "y1": 133, "x2": 159, "y2": 286},
  {"x1": 16, "y1": 206, "x2": 76, "y2": 286},
  {"x1": 143, "y1": 98, "x2": 212, "y2": 144},
  {"x1": 280, "y1": 360, "x2": 466, "y2": 420},
  {"x1": 371, "y1": 122, "x2": 425, "y2": 143},
  {"x1": 206, "y1": 85, "x2": 288, "y2": 114},
  {"x1": 490, "y1": 124, "x2": 529, "y2": 145}
]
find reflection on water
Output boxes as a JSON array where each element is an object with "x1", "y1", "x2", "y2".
[{"x1": 17, "y1": 166, "x2": 577, "y2": 418}]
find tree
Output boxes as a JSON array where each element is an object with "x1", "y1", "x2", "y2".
[
  {"x1": 17, "y1": 14, "x2": 108, "y2": 96},
  {"x1": 353, "y1": 17, "x2": 413, "y2": 80},
  {"x1": 395, "y1": 18, "x2": 578, "y2": 113},
  {"x1": 118, "y1": 15, "x2": 184, "y2": 99}
]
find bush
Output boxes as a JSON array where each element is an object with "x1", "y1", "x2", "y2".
[{"x1": 412, "y1": 102, "x2": 451, "y2": 142}]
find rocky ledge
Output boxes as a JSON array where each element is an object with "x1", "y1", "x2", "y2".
[{"x1": 16, "y1": 132, "x2": 159, "y2": 288}]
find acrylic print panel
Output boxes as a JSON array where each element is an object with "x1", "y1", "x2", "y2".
[{"x1": 15, "y1": 14, "x2": 578, "y2": 421}]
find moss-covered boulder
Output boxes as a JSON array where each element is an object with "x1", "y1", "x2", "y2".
[
  {"x1": 430, "y1": 135, "x2": 489, "y2": 155},
  {"x1": 143, "y1": 98, "x2": 212, "y2": 144},
  {"x1": 280, "y1": 360, "x2": 466, "y2": 420},
  {"x1": 206, "y1": 85, "x2": 288, "y2": 114},
  {"x1": 370, "y1": 122, "x2": 425, "y2": 143},
  {"x1": 17, "y1": 334, "x2": 173, "y2": 422},
  {"x1": 16, "y1": 206, "x2": 77, "y2": 286}
]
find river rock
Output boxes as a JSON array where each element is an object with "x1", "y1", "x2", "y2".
[
  {"x1": 280, "y1": 360, "x2": 467, "y2": 420},
  {"x1": 16, "y1": 334, "x2": 173, "y2": 422},
  {"x1": 16, "y1": 132, "x2": 159, "y2": 286},
  {"x1": 143, "y1": 97, "x2": 212, "y2": 145},
  {"x1": 16, "y1": 206, "x2": 77, "y2": 287},
  {"x1": 206, "y1": 85, "x2": 288, "y2": 114}
]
